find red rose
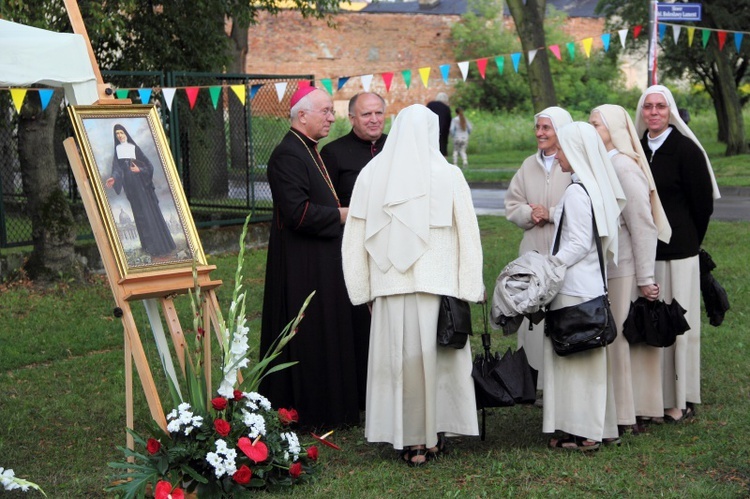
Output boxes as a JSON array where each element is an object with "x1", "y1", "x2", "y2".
[
  {"x1": 233, "y1": 464, "x2": 252, "y2": 485},
  {"x1": 278, "y1": 408, "x2": 299, "y2": 425},
  {"x1": 146, "y1": 438, "x2": 161, "y2": 455},
  {"x1": 214, "y1": 419, "x2": 231, "y2": 437},
  {"x1": 306, "y1": 445, "x2": 318, "y2": 461},
  {"x1": 211, "y1": 397, "x2": 228, "y2": 411},
  {"x1": 289, "y1": 461, "x2": 302, "y2": 478},
  {"x1": 233, "y1": 389, "x2": 244, "y2": 401}
]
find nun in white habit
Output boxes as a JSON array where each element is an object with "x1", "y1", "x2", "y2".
[
  {"x1": 543, "y1": 122, "x2": 625, "y2": 451},
  {"x1": 342, "y1": 104, "x2": 484, "y2": 466}
]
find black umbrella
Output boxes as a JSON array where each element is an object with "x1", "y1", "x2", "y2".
[
  {"x1": 699, "y1": 249, "x2": 730, "y2": 327},
  {"x1": 622, "y1": 297, "x2": 690, "y2": 347}
]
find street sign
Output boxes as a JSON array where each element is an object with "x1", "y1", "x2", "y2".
[{"x1": 657, "y1": 3, "x2": 702, "y2": 22}]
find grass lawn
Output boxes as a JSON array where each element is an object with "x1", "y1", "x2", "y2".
[{"x1": 0, "y1": 218, "x2": 748, "y2": 497}]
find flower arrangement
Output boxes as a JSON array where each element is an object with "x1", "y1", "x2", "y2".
[{"x1": 108, "y1": 218, "x2": 338, "y2": 498}]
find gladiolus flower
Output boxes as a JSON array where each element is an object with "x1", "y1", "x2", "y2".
[
  {"x1": 289, "y1": 461, "x2": 302, "y2": 478},
  {"x1": 233, "y1": 464, "x2": 252, "y2": 484},
  {"x1": 306, "y1": 445, "x2": 318, "y2": 461},
  {"x1": 146, "y1": 438, "x2": 161, "y2": 455},
  {"x1": 214, "y1": 419, "x2": 231, "y2": 437},
  {"x1": 154, "y1": 480, "x2": 184, "y2": 499},
  {"x1": 278, "y1": 408, "x2": 299, "y2": 425},
  {"x1": 211, "y1": 397, "x2": 228, "y2": 411}
]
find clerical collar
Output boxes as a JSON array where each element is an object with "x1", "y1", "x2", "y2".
[
  {"x1": 290, "y1": 127, "x2": 318, "y2": 146},
  {"x1": 541, "y1": 151, "x2": 556, "y2": 173},
  {"x1": 647, "y1": 126, "x2": 672, "y2": 154}
]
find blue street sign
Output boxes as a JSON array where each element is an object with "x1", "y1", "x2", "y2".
[{"x1": 657, "y1": 3, "x2": 702, "y2": 22}]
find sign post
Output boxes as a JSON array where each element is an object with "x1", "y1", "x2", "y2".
[{"x1": 649, "y1": 2, "x2": 703, "y2": 86}]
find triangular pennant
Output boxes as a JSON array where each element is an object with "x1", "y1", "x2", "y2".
[
  {"x1": 115, "y1": 89, "x2": 129, "y2": 99},
  {"x1": 582, "y1": 38, "x2": 593, "y2": 58},
  {"x1": 672, "y1": 25, "x2": 681, "y2": 44},
  {"x1": 185, "y1": 87, "x2": 200, "y2": 109},
  {"x1": 511, "y1": 52, "x2": 522, "y2": 72},
  {"x1": 162, "y1": 88, "x2": 176, "y2": 111},
  {"x1": 249, "y1": 84, "x2": 262, "y2": 100},
  {"x1": 10, "y1": 89, "x2": 26, "y2": 113},
  {"x1": 418, "y1": 67, "x2": 430, "y2": 88},
  {"x1": 476, "y1": 58, "x2": 488, "y2": 79},
  {"x1": 337, "y1": 77, "x2": 349, "y2": 91},
  {"x1": 381, "y1": 72, "x2": 394, "y2": 92},
  {"x1": 458, "y1": 61, "x2": 470, "y2": 80},
  {"x1": 735, "y1": 33, "x2": 743, "y2": 54},
  {"x1": 208, "y1": 86, "x2": 221, "y2": 109},
  {"x1": 549, "y1": 45, "x2": 562, "y2": 61},
  {"x1": 321, "y1": 78, "x2": 333, "y2": 95},
  {"x1": 275, "y1": 81, "x2": 288, "y2": 102},
  {"x1": 440, "y1": 64, "x2": 450, "y2": 84},
  {"x1": 718, "y1": 31, "x2": 727, "y2": 51},
  {"x1": 360, "y1": 74, "x2": 373, "y2": 92},
  {"x1": 527, "y1": 50, "x2": 537, "y2": 65},
  {"x1": 231, "y1": 84, "x2": 246, "y2": 105},
  {"x1": 618, "y1": 29, "x2": 628, "y2": 48},
  {"x1": 658, "y1": 24, "x2": 666, "y2": 42},
  {"x1": 494, "y1": 56, "x2": 504, "y2": 75},
  {"x1": 138, "y1": 88, "x2": 152, "y2": 104},
  {"x1": 702, "y1": 29, "x2": 710, "y2": 48},
  {"x1": 601, "y1": 33, "x2": 611, "y2": 52},
  {"x1": 566, "y1": 42, "x2": 576, "y2": 60},
  {"x1": 38, "y1": 89, "x2": 54, "y2": 111},
  {"x1": 687, "y1": 27, "x2": 695, "y2": 47},
  {"x1": 401, "y1": 70, "x2": 412, "y2": 89},
  {"x1": 633, "y1": 25, "x2": 643, "y2": 39},
  {"x1": 297, "y1": 80, "x2": 311, "y2": 89}
]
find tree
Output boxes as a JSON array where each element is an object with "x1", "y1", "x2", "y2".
[{"x1": 597, "y1": 0, "x2": 749, "y2": 156}]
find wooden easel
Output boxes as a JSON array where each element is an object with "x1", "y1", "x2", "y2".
[{"x1": 62, "y1": 0, "x2": 223, "y2": 450}]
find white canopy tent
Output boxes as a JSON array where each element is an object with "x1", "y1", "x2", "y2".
[{"x1": 0, "y1": 19, "x2": 99, "y2": 105}]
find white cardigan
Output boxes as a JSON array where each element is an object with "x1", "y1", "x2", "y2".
[{"x1": 342, "y1": 166, "x2": 484, "y2": 305}]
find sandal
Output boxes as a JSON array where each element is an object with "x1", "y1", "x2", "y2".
[
  {"x1": 548, "y1": 435, "x2": 600, "y2": 452},
  {"x1": 400, "y1": 446, "x2": 428, "y2": 467},
  {"x1": 427, "y1": 433, "x2": 448, "y2": 461},
  {"x1": 664, "y1": 404, "x2": 696, "y2": 424},
  {"x1": 602, "y1": 437, "x2": 622, "y2": 447}
]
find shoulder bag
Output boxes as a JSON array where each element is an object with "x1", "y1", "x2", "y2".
[{"x1": 437, "y1": 295, "x2": 472, "y2": 349}]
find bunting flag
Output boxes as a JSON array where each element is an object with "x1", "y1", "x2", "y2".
[
  {"x1": 688, "y1": 27, "x2": 695, "y2": 47},
  {"x1": 297, "y1": 80, "x2": 311, "y2": 89},
  {"x1": 418, "y1": 67, "x2": 430, "y2": 88},
  {"x1": 527, "y1": 50, "x2": 537, "y2": 65},
  {"x1": 633, "y1": 25, "x2": 643, "y2": 39},
  {"x1": 736, "y1": 33, "x2": 744, "y2": 53},
  {"x1": 566, "y1": 42, "x2": 575, "y2": 60},
  {"x1": 381, "y1": 72, "x2": 394, "y2": 92},
  {"x1": 249, "y1": 84, "x2": 262, "y2": 101},
  {"x1": 549, "y1": 45, "x2": 562, "y2": 61},
  {"x1": 476, "y1": 58, "x2": 488, "y2": 79},
  {"x1": 582, "y1": 37, "x2": 593, "y2": 58},
  {"x1": 162, "y1": 88, "x2": 176, "y2": 111},
  {"x1": 209, "y1": 86, "x2": 221, "y2": 109},
  {"x1": 495, "y1": 56, "x2": 504, "y2": 75},
  {"x1": 618, "y1": 29, "x2": 628, "y2": 48},
  {"x1": 601, "y1": 33, "x2": 611, "y2": 52},
  {"x1": 321, "y1": 78, "x2": 333, "y2": 95},
  {"x1": 10, "y1": 89, "x2": 26, "y2": 113},
  {"x1": 38, "y1": 89, "x2": 54, "y2": 111},
  {"x1": 401, "y1": 70, "x2": 412, "y2": 89},
  {"x1": 185, "y1": 87, "x2": 200, "y2": 109},
  {"x1": 718, "y1": 31, "x2": 727, "y2": 51},
  {"x1": 360, "y1": 74, "x2": 373, "y2": 92},
  {"x1": 458, "y1": 61, "x2": 469, "y2": 80},
  {"x1": 439, "y1": 64, "x2": 450, "y2": 84},
  {"x1": 138, "y1": 88, "x2": 152, "y2": 104},
  {"x1": 702, "y1": 29, "x2": 710, "y2": 48},
  {"x1": 274, "y1": 81, "x2": 287, "y2": 103},
  {"x1": 231, "y1": 84, "x2": 246, "y2": 105},
  {"x1": 658, "y1": 24, "x2": 666, "y2": 42},
  {"x1": 337, "y1": 77, "x2": 349, "y2": 91},
  {"x1": 115, "y1": 88, "x2": 129, "y2": 99},
  {"x1": 511, "y1": 52, "x2": 521, "y2": 72},
  {"x1": 672, "y1": 25, "x2": 681, "y2": 44}
]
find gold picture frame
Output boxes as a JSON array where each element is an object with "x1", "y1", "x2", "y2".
[{"x1": 68, "y1": 104, "x2": 206, "y2": 279}]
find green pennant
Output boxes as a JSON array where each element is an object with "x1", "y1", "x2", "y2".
[
  {"x1": 701, "y1": 29, "x2": 710, "y2": 48},
  {"x1": 495, "y1": 56, "x2": 504, "y2": 75},
  {"x1": 321, "y1": 78, "x2": 333, "y2": 95},
  {"x1": 402, "y1": 69, "x2": 412, "y2": 89},
  {"x1": 566, "y1": 42, "x2": 576, "y2": 61},
  {"x1": 115, "y1": 88, "x2": 129, "y2": 99},
  {"x1": 209, "y1": 86, "x2": 221, "y2": 109}
]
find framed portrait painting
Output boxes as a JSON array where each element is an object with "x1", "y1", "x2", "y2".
[{"x1": 68, "y1": 104, "x2": 206, "y2": 278}]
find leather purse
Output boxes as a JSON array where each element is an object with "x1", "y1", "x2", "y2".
[
  {"x1": 544, "y1": 184, "x2": 617, "y2": 357},
  {"x1": 437, "y1": 295, "x2": 472, "y2": 349}
]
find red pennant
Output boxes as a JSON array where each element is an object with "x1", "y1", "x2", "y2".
[
  {"x1": 633, "y1": 25, "x2": 643, "y2": 39},
  {"x1": 549, "y1": 45, "x2": 562, "y2": 61},
  {"x1": 381, "y1": 72, "x2": 394, "y2": 92},
  {"x1": 476, "y1": 58, "x2": 488, "y2": 79},
  {"x1": 718, "y1": 31, "x2": 727, "y2": 50},
  {"x1": 297, "y1": 80, "x2": 311, "y2": 89},
  {"x1": 185, "y1": 87, "x2": 200, "y2": 109}
]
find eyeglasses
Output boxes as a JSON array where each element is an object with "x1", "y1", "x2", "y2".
[
  {"x1": 643, "y1": 103, "x2": 669, "y2": 111},
  {"x1": 309, "y1": 108, "x2": 336, "y2": 117}
]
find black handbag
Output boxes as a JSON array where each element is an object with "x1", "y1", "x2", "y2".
[
  {"x1": 437, "y1": 295, "x2": 472, "y2": 349},
  {"x1": 545, "y1": 185, "x2": 617, "y2": 357}
]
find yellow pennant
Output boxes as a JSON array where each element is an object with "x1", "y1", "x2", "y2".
[
  {"x1": 582, "y1": 38, "x2": 593, "y2": 58},
  {"x1": 418, "y1": 67, "x2": 431, "y2": 88},
  {"x1": 687, "y1": 27, "x2": 695, "y2": 47},
  {"x1": 231, "y1": 84, "x2": 246, "y2": 105},
  {"x1": 10, "y1": 88, "x2": 27, "y2": 113}
]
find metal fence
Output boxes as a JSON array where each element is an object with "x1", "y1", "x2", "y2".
[{"x1": 0, "y1": 70, "x2": 312, "y2": 248}]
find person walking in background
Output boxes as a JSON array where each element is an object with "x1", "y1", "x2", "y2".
[
  {"x1": 426, "y1": 92, "x2": 452, "y2": 156},
  {"x1": 259, "y1": 86, "x2": 360, "y2": 430},
  {"x1": 449, "y1": 107, "x2": 472, "y2": 168},
  {"x1": 342, "y1": 104, "x2": 484, "y2": 466},
  {"x1": 634, "y1": 85, "x2": 720, "y2": 424},
  {"x1": 320, "y1": 91, "x2": 388, "y2": 413},
  {"x1": 544, "y1": 122, "x2": 625, "y2": 451},
  {"x1": 589, "y1": 104, "x2": 672, "y2": 435},
  {"x1": 504, "y1": 107, "x2": 573, "y2": 403}
]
